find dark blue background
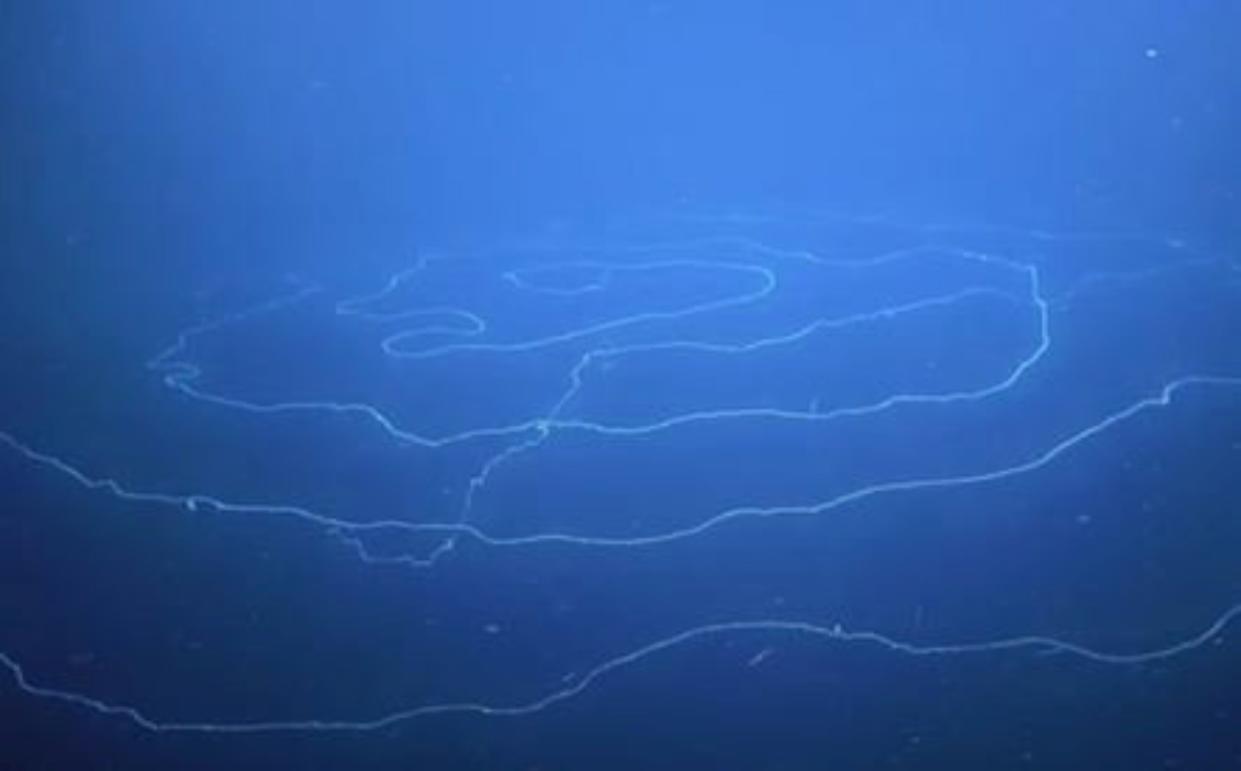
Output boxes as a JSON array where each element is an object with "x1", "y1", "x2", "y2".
[{"x1": 2, "y1": 2, "x2": 1239, "y2": 769}]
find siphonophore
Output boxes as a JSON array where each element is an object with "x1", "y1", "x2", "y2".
[{"x1": 2, "y1": 210, "x2": 1240, "y2": 746}]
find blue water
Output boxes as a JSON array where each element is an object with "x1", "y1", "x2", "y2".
[{"x1": 3, "y1": 3, "x2": 1240, "y2": 769}]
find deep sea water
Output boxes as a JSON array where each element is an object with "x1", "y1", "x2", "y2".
[
  {"x1": 3, "y1": 2, "x2": 1240, "y2": 768},
  {"x1": 3, "y1": 211, "x2": 1240, "y2": 769}
]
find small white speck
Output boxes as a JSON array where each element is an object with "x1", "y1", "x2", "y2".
[
  {"x1": 1144, "y1": 48, "x2": 1160, "y2": 59},
  {"x1": 747, "y1": 647, "x2": 774, "y2": 667}
]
